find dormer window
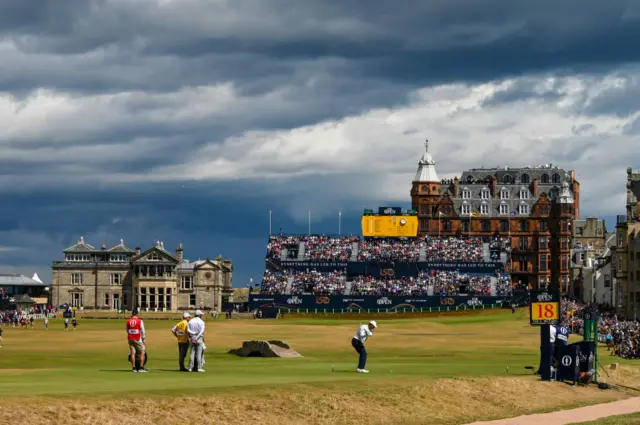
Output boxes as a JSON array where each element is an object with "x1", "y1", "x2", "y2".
[
  {"x1": 541, "y1": 174, "x2": 549, "y2": 183},
  {"x1": 461, "y1": 204, "x2": 471, "y2": 215},
  {"x1": 520, "y1": 174, "x2": 530, "y2": 184},
  {"x1": 148, "y1": 253, "x2": 160, "y2": 261},
  {"x1": 480, "y1": 204, "x2": 489, "y2": 215},
  {"x1": 480, "y1": 189, "x2": 489, "y2": 199},
  {"x1": 520, "y1": 189, "x2": 529, "y2": 199},
  {"x1": 552, "y1": 173, "x2": 561, "y2": 183},
  {"x1": 66, "y1": 254, "x2": 90, "y2": 262},
  {"x1": 503, "y1": 174, "x2": 513, "y2": 184},
  {"x1": 462, "y1": 188, "x2": 471, "y2": 199},
  {"x1": 500, "y1": 204, "x2": 509, "y2": 215},
  {"x1": 110, "y1": 254, "x2": 127, "y2": 262},
  {"x1": 519, "y1": 204, "x2": 529, "y2": 215},
  {"x1": 500, "y1": 189, "x2": 509, "y2": 200}
]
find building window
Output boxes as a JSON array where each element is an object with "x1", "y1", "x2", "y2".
[
  {"x1": 442, "y1": 220, "x2": 451, "y2": 231},
  {"x1": 520, "y1": 189, "x2": 529, "y2": 199},
  {"x1": 71, "y1": 273, "x2": 82, "y2": 285},
  {"x1": 500, "y1": 204, "x2": 509, "y2": 215},
  {"x1": 604, "y1": 274, "x2": 611, "y2": 287},
  {"x1": 500, "y1": 189, "x2": 509, "y2": 200},
  {"x1": 552, "y1": 173, "x2": 561, "y2": 183},
  {"x1": 543, "y1": 206, "x2": 549, "y2": 215},
  {"x1": 148, "y1": 253, "x2": 160, "y2": 261},
  {"x1": 561, "y1": 255, "x2": 567, "y2": 270},
  {"x1": 503, "y1": 175, "x2": 513, "y2": 184},
  {"x1": 180, "y1": 275, "x2": 193, "y2": 290},
  {"x1": 579, "y1": 252, "x2": 585, "y2": 262},
  {"x1": 462, "y1": 189, "x2": 471, "y2": 199},
  {"x1": 420, "y1": 219, "x2": 428, "y2": 231},
  {"x1": 540, "y1": 221, "x2": 548, "y2": 232},
  {"x1": 520, "y1": 237, "x2": 528, "y2": 250},
  {"x1": 481, "y1": 189, "x2": 489, "y2": 199},
  {"x1": 500, "y1": 220, "x2": 508, "y2": 232},
  {"x1": 561, "y1": 220, "x2": 568, "y2": 232},
  {"x1": 480, "y1": 204, "x2": 489, "y2": 215},
  {"x1": 540, "y1": 237, "x2": 547, "y2": 249},
  {"x1": 520, "y1": 174, "x2": 530, "y2": 184},
  {"x1": 519, "y1": 220, "x2": 528, "y2": 232},
  {"x1": 66, "y1": 254, "x2": 90, "y2": 262},
  {"x1": 481, "y1": 220, "x2": 490, "y2": 232},
  {"x1": 561, "y1": 276, "x2": 567, "y2": 290},
  {"x1": 104, "y1": 293, "x2": 110, "y2": 307},
  {"x1": 189, "y1": 294, "x2": 196, "y2": 307},
  {"x1": 519, "y1": 204, "x2": 529, "y2": 215},
  {"x1": 541, "y1": 174, "x2": 549, "y2": 183},
  {"x1": 110, "y1": 273, "x2": 121, "y2": 285},
  {"x1": 462, "y1": 221, "x2": 470, "y2": 233},
  {"x1": 540, "y1": 255, "x2": 548, "y2": 271},
  {"x1": 561, "y1": 237, "x2": 567, "y2": 249},
  {"x1": 110, "y1": 254, "x2": 127, "y2": 262},
  {"x1": 461, "y1": 204, "x2": 471, "y2": 215},
  {"x1": 420, "y1": 205, "x2": 429, "y2": 215}
]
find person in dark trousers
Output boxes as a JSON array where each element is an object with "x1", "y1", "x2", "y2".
[
  {"x1": 351, "y1": 320, "x2": 377, "y2": 373},
  {"x1": 171, "y1": 312, "x2": 191, "y2": 371}
]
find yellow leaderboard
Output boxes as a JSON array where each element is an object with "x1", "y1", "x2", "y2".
[{"x1": 361, "y1": 216, "x2": 418, "y2": 237}]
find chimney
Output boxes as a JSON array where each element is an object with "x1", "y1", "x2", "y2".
[
  {"x1": 532, "y1": 177, "x2": 538, "y2": 197},
  {"x1": 453, "y1": 176, "x2": 460, "y2": 197},
  {"x1": 135, "y1": 246, "x2": 141, "y2": 256},
  {"x1": 101, "y1": 244, "x2": 107, "y2": 250},
  {"x1": 176, "y1": 243, "x2": 183, "y2": 262},
  {"x1": 570, "y1": 169, "x2": 575, "y2": 180},
  {"x1": 489, "y1": 175, "x2": 497, "y2": 196}
]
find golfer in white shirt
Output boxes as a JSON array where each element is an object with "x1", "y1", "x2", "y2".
[
  {"x1": 352, "y1": 320, "x2": 377, "y2": 373},
  {"x1": 187, "y1": 310, "x2": 206, "y2": 372}
]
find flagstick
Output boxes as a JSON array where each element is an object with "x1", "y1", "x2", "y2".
[
  {"x1": 269, "y1": 210, "x2": 272, "y2": 236},
  {"x1": 308, "y1": 210, "x2": 311, "y2": 235},
  {"x1": 338, "y1": 210, "x2": 341, "y2": 235}
]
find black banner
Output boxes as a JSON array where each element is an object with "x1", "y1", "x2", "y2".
[
  {"x1": 271, "y1": 260, "x2": 503, "y2": 276},
  {"x1": 378, "y1": 206, "x2": 402, "y2": 215},
  {"x1": 249, "y1": 294, "x2": 507, "y2": 310}
]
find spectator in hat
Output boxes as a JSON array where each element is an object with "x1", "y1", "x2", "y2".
[
  {"x1": 172, "y1": 312, "x2": 191, "y2": 371},
  {"x1": 187, "y1": 310, "x2": 206, "y2": 372}
]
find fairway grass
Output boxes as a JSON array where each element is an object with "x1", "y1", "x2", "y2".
[{"x1": 0, "y1": 310, "x2": 638, "y2": 425}]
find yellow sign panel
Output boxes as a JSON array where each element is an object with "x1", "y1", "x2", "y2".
[
  {"x1": 530, "y1": 302, "x2": 560, "y2": 324},
  {"x1": 361, "y1": 216, "x2": 418, "y2": 237}
]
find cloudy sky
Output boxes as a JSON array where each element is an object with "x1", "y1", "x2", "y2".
[{"x1": 1, "y1": 0, "x2": 639, "y2": 287}]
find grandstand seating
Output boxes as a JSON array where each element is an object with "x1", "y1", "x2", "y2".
[{"x1": 261, "y1": 235, "x2": 512, "y2": 296}]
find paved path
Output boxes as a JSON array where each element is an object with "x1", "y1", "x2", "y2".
[{"x1": 466, "y1": 397, "x2": 640, "y2": 425}]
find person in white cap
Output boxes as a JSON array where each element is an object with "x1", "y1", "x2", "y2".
[
  {"x1": 352, "y1": 320, "x2": 377, "y2": 373},
  {"x1": 171, "y1": 312, "x2": 191, "y2": 371},
  {"x1": 187, "y1": 310, "x2": 206, "y2": 372}
]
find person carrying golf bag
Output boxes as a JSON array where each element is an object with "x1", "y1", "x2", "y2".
[{"x1": 351, "y1": 320, "x2": 377, "y2": 373}]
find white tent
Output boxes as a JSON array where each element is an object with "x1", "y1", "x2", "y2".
[{"x1": 31, "y1": 273, "x2": 43, "y2": 284}]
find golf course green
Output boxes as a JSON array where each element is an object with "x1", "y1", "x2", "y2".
[{"x1": 0, "y1": 309, "x2": 638, "y2": 425}]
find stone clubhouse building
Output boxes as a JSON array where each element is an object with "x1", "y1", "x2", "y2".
[{"x1": 51, "y1": 237, "x2": 233, "y2": 312}]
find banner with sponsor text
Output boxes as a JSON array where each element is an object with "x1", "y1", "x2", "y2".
[
  {"x1": 249, "y1": 294, "x2": 507, "y2": 310},
  {"x1": 270, "y1": 260, "x2": 504, "y2": 276}
]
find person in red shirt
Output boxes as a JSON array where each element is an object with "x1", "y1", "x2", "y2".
[{"x1": 126, "y1": 309, "x2": 147, "y2": 372}]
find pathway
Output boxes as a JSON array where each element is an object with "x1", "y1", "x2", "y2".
[{"x1": 466, "y1": 397, "x2": 640, "y2": 425}]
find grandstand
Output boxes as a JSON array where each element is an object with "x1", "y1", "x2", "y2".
[{"x1": 258, "y1": 235, "x2": 513, "y2": 302}]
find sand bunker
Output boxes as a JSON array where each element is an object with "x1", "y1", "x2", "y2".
[{"x1": 228, "y1": 340, "x2": 302, "y2": 358}]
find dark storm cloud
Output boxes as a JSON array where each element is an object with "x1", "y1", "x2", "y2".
[{"x1": 2, "y1": 0, "x2": 640, "y2": 94}]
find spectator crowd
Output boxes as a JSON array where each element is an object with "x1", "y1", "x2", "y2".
[
  {"x1": 563, "y1": 299, "x2": 639, "y2": 360},
  {"x1": 266, "y1": 235, "x2": 510, "y2": 263}
]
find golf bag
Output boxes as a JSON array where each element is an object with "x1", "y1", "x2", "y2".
[{"x1": 127, "y1": 351, "x2": 148, "y2": 369}]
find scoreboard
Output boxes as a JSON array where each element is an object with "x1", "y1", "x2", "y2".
[
  {"x1": 529, "y1": 290, "x2": 561, "y2": 325},
  {"x1": 361, "y1": 215, "x2": 418, "y2": 237}
]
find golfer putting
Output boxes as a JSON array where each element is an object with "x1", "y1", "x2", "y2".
[{"x1": 352, "y1": 320, "x2": 377, "y2": 373}]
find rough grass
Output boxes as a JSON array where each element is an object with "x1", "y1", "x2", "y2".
[
  {"x1": 0, "y1": 310, "x2": 638, "y2": 425},
  {"x1": 569, "y1": 413, "x2": 640, "y2": 425}
]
